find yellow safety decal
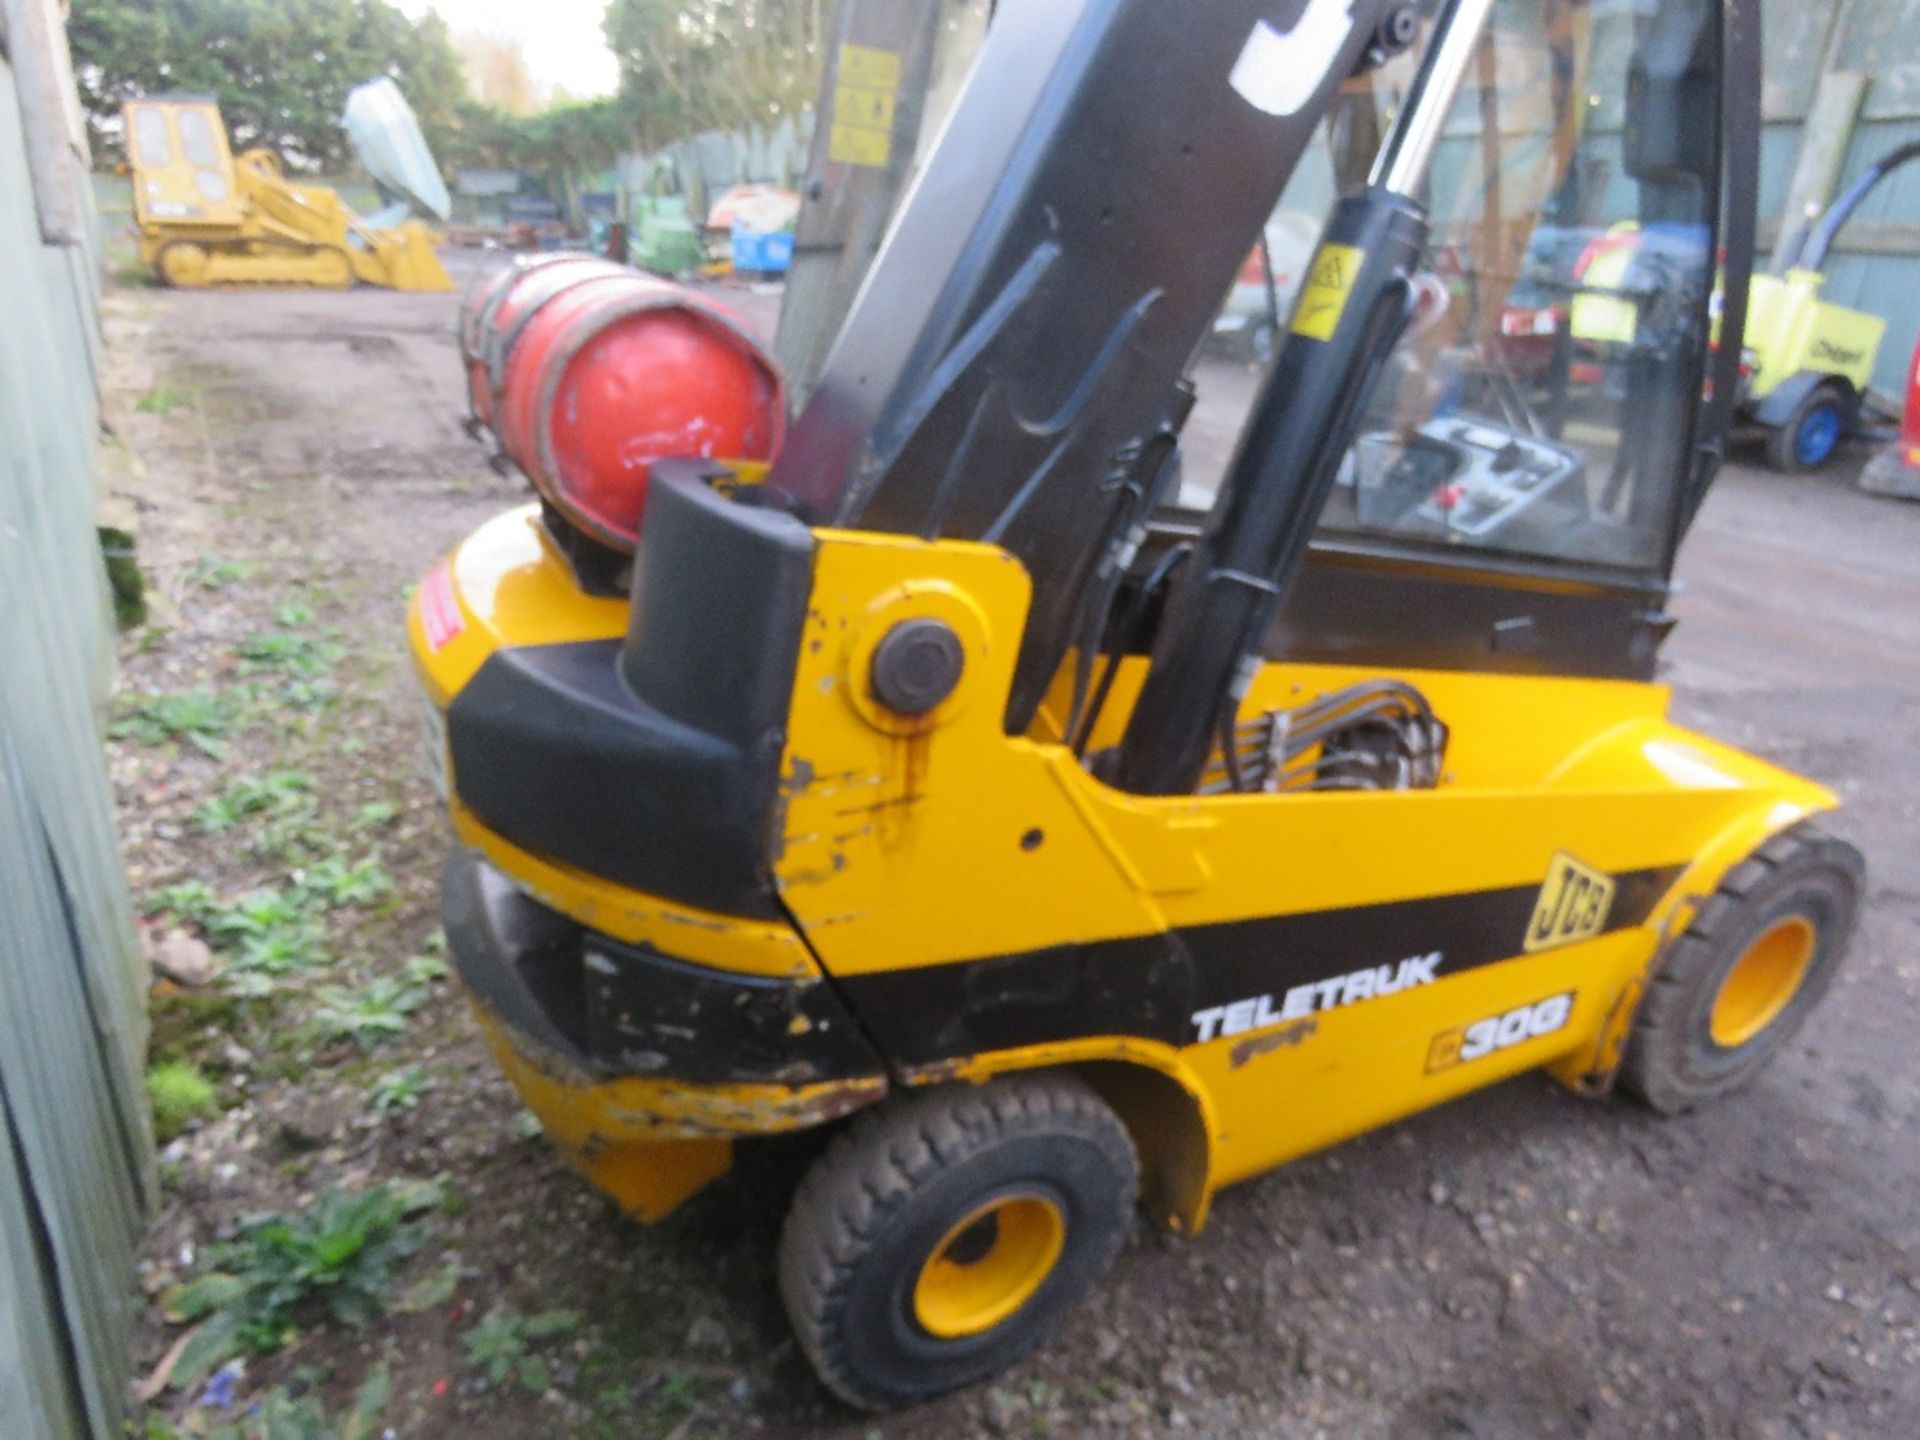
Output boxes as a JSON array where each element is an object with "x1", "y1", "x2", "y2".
[
  {"x1": 828, "y1": 44, "x2": 901, "y2": 168},
  {"x1": 1524, "y1": 853, "x2": 1616, "y2": 953},
  {"x1": 1290, "y1": 242, "x2": 1363, "y2": 340}
]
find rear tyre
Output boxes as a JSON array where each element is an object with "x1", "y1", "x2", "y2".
[
  {"x1": 778, "y1": 1073, "x2": 1137, "y2": 1411},
  {"x1": 1622, "y1": 824, "x2": 1864, "y2": 1114},
  {"x1": 1765, "y1": 385, "x2": 1849, "y2": 472}
]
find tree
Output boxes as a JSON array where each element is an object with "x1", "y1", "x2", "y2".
[
  {"x1": 454, "y1": 30, "x2": 542, "y2": 117},
  {"x1": 603, "y1": 0, "x2": 826, "y2": 150},
  {"x1": 68, "y1": 0, "x2": 474, "y2": 172}
]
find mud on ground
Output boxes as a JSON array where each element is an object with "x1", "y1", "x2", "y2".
[{"x1": 107, "y1": 257, "x2": 1920, "y2": 1439}]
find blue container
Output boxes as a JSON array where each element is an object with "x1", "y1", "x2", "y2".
[{"x1": 730, "y1": 226, "x2": 794, "y2": 275}]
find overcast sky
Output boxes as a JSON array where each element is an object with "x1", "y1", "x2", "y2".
[{"x1": 398, "y1": 0, "x2": 621, "y2": 99}]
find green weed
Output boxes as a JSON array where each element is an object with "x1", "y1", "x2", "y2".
[
  {"x1": 295, "y1": 853, "x2": 391, "y2": 908},
  {"x1": 351, "y1": 800, "x2": 399, "y2": 831},
  {"x1": 112, "y1": 689, "x2": 237, "y2": 757},
  {"x1": 276, "y1": 677, "x2": 342, "y2": 711},
  {"x1": 205, "y1": 887, "x2": 316, "y2": 947},
  {"x1": 186, "y1": 555, "x2": 256, "y2": 590},
  {"x1": 403, "y1": 953, "x2": 447, "y2": 986},
  {"x1": 150, "y1": 882, "x2": 327, "y2": 995},
  {"x1": 191, "y1": 770, "x2": 314, "y2": 832},
  {"x1": 148, "y1": 879, "x2": 221, "y2": 927},
  {"x1": 314, "y1": 978, "x2": 425, "y2": 1050},
  {"x1": 161, "y1": 1187, "x2": 430, "y2": 1388},
  {"x1": 225, "y1": 935, "x2": 326, "y2": 997},
  {"x1": 147, "y1": 1060, "x2": 218, "y2": 1140},
  {"x1": 135, "y1": 384, "x2": 192, "y2": 415},
  {"x1": 236, "y1": 630, "x2": 342, "y2": 680},
  {"x1": 371, "y1": 1065, "x2": 433, "y2": 1115},
  {"x1": 195, "y1": 1365, "x2": 389, "y2": 1440},
  {"x1": 462, "y1": 1306, "x2": 580, "y2": 1392}
]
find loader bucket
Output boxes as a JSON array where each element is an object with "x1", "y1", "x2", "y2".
[{"x1": 362, "y1": 221, "x2": 455, "y2": 293}]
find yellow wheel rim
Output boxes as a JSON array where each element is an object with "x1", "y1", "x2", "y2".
[
  {"x1": 911, "y1": 1193, "x2": 1065, "y2": 1340},
  {"x1": 1710, "y1": 915, "x2": 1817, "y2": 1049}
]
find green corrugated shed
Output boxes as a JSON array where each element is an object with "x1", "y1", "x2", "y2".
[{"x1": 0, "y1": 1, "x2": 154, "y2": 1436}]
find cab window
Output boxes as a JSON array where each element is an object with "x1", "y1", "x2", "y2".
[
  {"x1": 1316, "y1": 0, "x2": 1718, "y2": 572},
  {"x1": 1184, "y1": 0, "x2": 1720, "y2": 577},
  {"x1": 177, "y1": 109, "x2": 222, "y2": 169},
  {"x1": 133, "y1": 107, "x2": 172, "y2": 169}
]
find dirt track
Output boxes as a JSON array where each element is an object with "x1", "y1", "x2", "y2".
[{"x1": 110, "y1": 255, "x2": 1920, "y2": 1439}]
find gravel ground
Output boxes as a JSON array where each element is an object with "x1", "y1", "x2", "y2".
[{"x1": 109, "y1": 253, "x2": 1920, "y2": 1439}]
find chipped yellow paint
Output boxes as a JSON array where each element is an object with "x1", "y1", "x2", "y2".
[
  {"x1": 451, "y1": 801, "x2": 817, "y2": 979},
  {"x1": 416, "y1": 507, "x2": 1840, "y2": 1232},
  {"x1": 769, "y1": 529, "x2": 1837, "y2": 1216},
  {"x1": 473, "y1": 1007, "x2": 886, "y2": 1220}
]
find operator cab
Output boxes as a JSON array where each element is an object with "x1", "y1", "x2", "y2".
[{"x1": 1152, "y1": 0, "x2": 1728, "y2": 687}]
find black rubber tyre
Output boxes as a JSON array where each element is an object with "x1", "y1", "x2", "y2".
[
  {"x1": 778, "y1": 1073, "x2": 1138, "y2": 1411},
  {"x1": 1622, "y1": 823, "x2": 1864, "y2": 1114},
  {"x1": 1763, "y1": 383, "x2": 1849, "y2": 473}
]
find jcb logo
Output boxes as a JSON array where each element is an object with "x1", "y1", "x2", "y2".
[{"x1": 1525, "y1": 853, "x2": 1615, "y2": 953}]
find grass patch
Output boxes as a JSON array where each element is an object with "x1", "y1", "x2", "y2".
[
  {"x1": 148, "y1": 989, "x2": 245, "y2": 1070},
  {"x1": 186, "y1": 554, "x2": 256, "y2": 590},
  {"x1": 135, "y1": 384, "x2": 192, "y2": 415},
  {"x1": 147, "y1": 1060, "x2": 219, "y2": 1140}
]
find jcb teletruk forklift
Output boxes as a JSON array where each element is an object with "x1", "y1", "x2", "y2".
[{"x1": 410, "y1": 0, "x2": 1864, "y2": 1408}]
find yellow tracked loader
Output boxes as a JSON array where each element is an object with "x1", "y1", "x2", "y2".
[{"x1": 123, "y1": 89, "x2": 451, "y2": 292}]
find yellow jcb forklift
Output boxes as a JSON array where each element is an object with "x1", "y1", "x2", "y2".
[
  {"x1": 410, "y1": 0, "x2": 1862, "y2": 1409},
  {"x1": 122, "y1": 93, "x2": 452, "y2": 291}
]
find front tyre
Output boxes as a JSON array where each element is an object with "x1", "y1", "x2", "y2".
[
  {"x1": 778, "y1": 1074, "x2": 1138, "y2": 1411},
  {"x1": 1622, "y1": 823, "x2": 1864, "y2": 1113}
]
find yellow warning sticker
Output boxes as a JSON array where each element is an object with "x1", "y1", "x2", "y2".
[
  {"x1": 1290, "y1": 242, "x2": 1363, "y2": 340},
  {"x1": 1524, "y1": 853, "x2": 1616, "y2": 953},
  {"x1": 827, "y1": 45, "x2": 901, "y2": 168},
  {"x1": 828, "y1": 121, "x2": 892, "y2": 168},
  {"x1": 839, "y1": 43, "x2": 901, "y2": 91},
  {"x1": 834, "y1": 83, "x2": 896, "y2": 131}
]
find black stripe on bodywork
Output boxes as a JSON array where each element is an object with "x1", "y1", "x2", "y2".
[
  {"x1": 835, "y1": 865, "x2": 1684, "y2": 1067},
  {"x1": 448, "y1": 473, "x2": 815, "y2": 921},
  {"x1": 444, "y1": 849, "x2": 885, "y2": 1086}
]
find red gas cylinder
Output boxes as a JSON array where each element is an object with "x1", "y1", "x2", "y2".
[
  {"x1": 495, "y1": 275, "x2": 784, "y2": 548},
  {"x1": 458, "y1": 262, "x2": 522, "y2": 430},
  {"x1": 465, "y1": 254, "x2": 628, "y2": 434}
]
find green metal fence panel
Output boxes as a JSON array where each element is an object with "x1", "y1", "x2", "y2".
[{"x1": 0, "y1": 6, "x2": 153, "y2": 1438}]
